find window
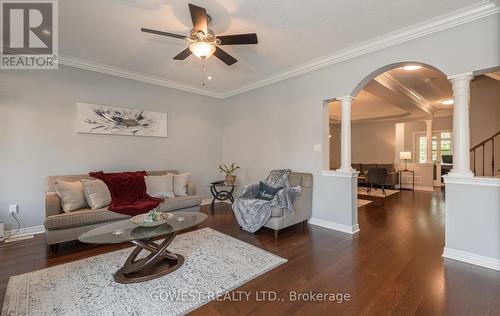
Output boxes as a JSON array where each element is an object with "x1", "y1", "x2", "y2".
[
  {"x1": 440, "y1": 132, "x2": 452, "y2": 157},
  {"x1": 415, "y1": 131, "x2": 453, "y2": 163},
  {"x1": 418, "y1": 136, "x2": 427, "y2": 163}
]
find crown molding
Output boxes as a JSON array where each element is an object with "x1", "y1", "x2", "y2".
[
  {"x1": 56, "y1": 1, "x2": 498, "y2": 99},
  {"x1": 57, "y1": 55, "x2": 225, "y2": 99},
  {"x1": 220, "y1": 0, "x2": 499, "y2": 98},
  {"x1": 375, "y1": 73, "x2": 435, "y2": 114}
]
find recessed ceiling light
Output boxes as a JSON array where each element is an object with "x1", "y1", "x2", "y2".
[
  {"x1": 207, "y1": 76, "x2": 212, "y2": 80},
  {"x1": 402, "y1": 65, "x2": 422, "y2": 71},
  {"x1": 441, "y1": 98, "x2": 454, "y2": 105}
]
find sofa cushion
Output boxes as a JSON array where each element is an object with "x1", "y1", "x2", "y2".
[
  {"x1": 173, "y1": 173, "x2": 191, "y2": 196},
  {"x1": 160, "y1": 195, "x2": 202, "y2": 211},
  {"x1": 54, "y1": 180, "x2": 88, "y2": 212},
  {"x1": 45, "y1": 207, "x2": 129, "y2": 230},
  {"x1": 81, "y1": 179, "x2": 111, "y2": 210},
  {"x1": 145, "y1": 174, "x2": 174, "y2": 198}
]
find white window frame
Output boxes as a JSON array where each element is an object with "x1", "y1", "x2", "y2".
[{"x1": 412, "y1": 130, "x2": 453, "y2": 164}]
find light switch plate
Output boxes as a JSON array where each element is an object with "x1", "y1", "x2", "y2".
[{"x1": 313, "y1": 144, "x2": 322, "y2": 152}]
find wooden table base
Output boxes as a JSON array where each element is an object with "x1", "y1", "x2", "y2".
[{"x1": 114, "y1": 231, "x2": 184, "y2": 284}]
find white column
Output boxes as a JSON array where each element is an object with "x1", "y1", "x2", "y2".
[
  {"x1": 395, "y1": 123, "x2": 405, "y2": 163},
  {"x1": 448, "y1": 72, "x2": 474, "y2": 178},
  {"x1": 337, "y1": 96, "x2": 355, "y2": 172},
  {"x1": 425, "y1": 119, "x2": 433, "y2": 164}
]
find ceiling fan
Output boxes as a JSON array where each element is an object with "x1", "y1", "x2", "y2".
[{"x1": 141, "y1": 3, "x2": 258, "y2": 66}]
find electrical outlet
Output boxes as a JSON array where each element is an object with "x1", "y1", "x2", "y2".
[
  {"x1": 9, "y1": 204, "x2": 18, "y2": 215},
  {"x1": 313, "y1": 144, "x2": 322, "y2": 152}
]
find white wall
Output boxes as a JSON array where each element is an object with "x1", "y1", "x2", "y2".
[
  {"x1": 352, "y1": 121, "x2": 395, "y2": 164},
  {"x1": 221, "y1": 14, "x2": 499, "y2": 232},
  {"x1": 0, "y1": 66, "x2": 222, "y2": 230},
  {"x1": 443, "y1": 177, "x2": 500, "y2": 271}
]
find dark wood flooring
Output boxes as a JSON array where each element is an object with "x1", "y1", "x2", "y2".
[{"x1": 1, "y1": 189, "x2": 499, "y2": 315}]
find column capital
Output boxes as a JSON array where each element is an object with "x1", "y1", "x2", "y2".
[
  {"x1": 447, "y1": 72, "x2": 474, "y2": 81},
  {"x1": 337, "y1": 96, "x2": 354, "y2": 102},
  {"x1": 424, "y1": 119, "x2": 433, "y2": 125}
]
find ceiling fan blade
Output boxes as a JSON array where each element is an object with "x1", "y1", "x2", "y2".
[
  {"x1": 214, "y1": 47, "x2": 237, "y2": 65},
  {"x1": 173, "y1": 47, "x2": 192, "y2": 60},
  {"x1": 217, "y1": 33, "x2": 258, "y2": 45},
  {"x1": 141, "y1": 28, "x2": 186, "y2": 40},
  {"x1": 188, "y1": 3, "x2": 208, "y2": 35}
]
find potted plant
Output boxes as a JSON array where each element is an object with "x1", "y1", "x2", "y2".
[{"x1": 219, "y1": 163, "x2": 240, "y2": 185}]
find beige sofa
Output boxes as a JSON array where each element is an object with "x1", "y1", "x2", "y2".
[
  {"x1": 44, "y1": 171, "x2": 201, "y2": 251},
  {"x1": 263, "y1": 172, "x2": 313, "y2": 239}
]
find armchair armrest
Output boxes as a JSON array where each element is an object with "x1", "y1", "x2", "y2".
[{"x1": 46, "y1": 192, "x2": 61, "y2": 217}]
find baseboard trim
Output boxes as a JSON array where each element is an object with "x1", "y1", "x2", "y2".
[
  {"x1": 7, "y1": 225, "x2": 45, "y2": 238},
  {"x1": 443, "y1": 247, "x2": 500, "y2": 271},
  {"x1": 309, "y1": 217, "x2": 360, "y2": 235},
  {"x1": 414, "y1": 186, "x2": 434, "y2": 191},
  {"x1": 200, "y1": 199, "x2": 232, "y2": 206}
]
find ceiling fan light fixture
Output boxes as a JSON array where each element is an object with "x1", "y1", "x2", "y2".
[
  {"x1": 402, "y1": 65, "x2": 422, "y2": 71},
  {"x1": 189, "y1": 41, "x2": 216, "y2": 59}
]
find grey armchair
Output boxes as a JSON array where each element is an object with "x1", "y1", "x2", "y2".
[
  {"x1": 366, "y1": 168, "x2": 388, "y2": 196},
  {"x1": 239, "y1": 172, "x2": 313, "y2": 239}
]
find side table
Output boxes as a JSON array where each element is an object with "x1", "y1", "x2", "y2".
[
  {"x1": 398, "y1": 170, "x2": 415, "y2": 191},
  {"x1": 209, "y1": 181, "x2": 236, "y2": 214}
]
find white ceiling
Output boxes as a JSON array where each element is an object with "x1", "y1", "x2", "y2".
[
  {"x1": 59, "y1": 0, "x2": 487, "y2": 96},
  {"x1": 330, "y1": 90, "x2": 408, "y2": 121}
]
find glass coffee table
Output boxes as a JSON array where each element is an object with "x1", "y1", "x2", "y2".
[{"x1": 79, "y1": 211, "x2": 207, "y2": 284}]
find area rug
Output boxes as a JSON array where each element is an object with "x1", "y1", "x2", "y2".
[
  {"x1": 357, "y1": 199, "x2": 372, "y2": 207},
  {"x1": 357, "y1": 187, "x2": 399, "y2": 198},
  {"x1": 2, "y1": 228, "x2": 286, "y2": 316}
]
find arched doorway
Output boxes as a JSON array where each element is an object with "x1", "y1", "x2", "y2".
[{"x1": 326, "y1": 61, "x2": 454, "y2": 229}]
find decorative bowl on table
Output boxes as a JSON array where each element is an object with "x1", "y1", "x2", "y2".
[{"x1": 130, "y1": 210, "x2": 173, "y2": 227}]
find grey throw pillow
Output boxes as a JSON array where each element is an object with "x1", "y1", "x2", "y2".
[{"x1": 265, "y1": 169, "x2": 291, "y2": 187}]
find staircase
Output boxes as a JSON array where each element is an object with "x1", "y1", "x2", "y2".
[{"x1": 470, "y1": 130, "x2": 500, "y2": 177}]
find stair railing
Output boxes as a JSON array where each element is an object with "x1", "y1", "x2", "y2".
[{"x1": 470, "y1": 130, "x2": 500, "y2": 176}]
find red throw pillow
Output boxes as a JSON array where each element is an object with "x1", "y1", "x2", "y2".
[{"x1": 89, "y1": 171, "x2": 163, "y2": 216}]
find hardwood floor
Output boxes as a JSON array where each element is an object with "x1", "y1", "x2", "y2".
[{"x1": 1, "y1": 189, "x2": 499, "y2": 315}]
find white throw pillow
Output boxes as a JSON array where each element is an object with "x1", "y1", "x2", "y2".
[
  {"x1": 54, "y1": 180, "x2": 88, "y2": 212},
  {"x1": 145, "y1": 174, "x2": 175, "y2": 199},
  {"x1": 81, "y1": 179, "x2": 111, "y2": 210},
  {"x1": 173, "y1": 173, "x2": 191, "y2": 196}
]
